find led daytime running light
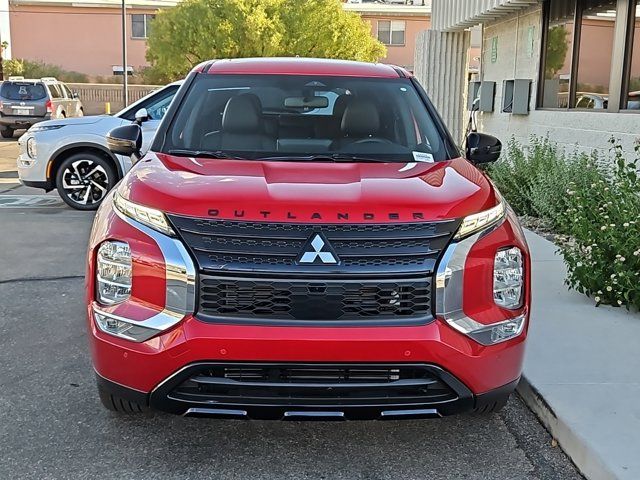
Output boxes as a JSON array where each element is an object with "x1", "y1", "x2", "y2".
[
  {"x1": 455, "y1": 199, "x2": 506, "y2": 239},
  {"x1": 114, "y1": 191, "x2": 175, "y2": 236}
]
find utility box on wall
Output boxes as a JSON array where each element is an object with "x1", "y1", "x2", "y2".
[
  {"x1": 478, "y1": 81, "x2": 496, "y2": 113},
  {"x1": 502, "y1": 79, "x2": 532, "y2": 115},
  {"x1": 468, "y1": 81, "x2": 481, "y2": 110}
]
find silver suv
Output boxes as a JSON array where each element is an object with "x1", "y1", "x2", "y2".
[{"x1": 0, "y1": 77, "x2": 84, "y2": 138}]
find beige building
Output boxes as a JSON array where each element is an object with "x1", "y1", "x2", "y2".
[
  {"x1": 417, "y1": 0, "x2": 640, "y2": 153},
  {"x1": 3, "y1": 0, "x2": 429, "y2": 77}
]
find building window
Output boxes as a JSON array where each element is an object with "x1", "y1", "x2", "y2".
[
  {"x1": 575, "y1": 0, "x2": 617, "y2": 110},
  {"x1": 132, "y1": 14, "x2": 155, "y2": 39},
  {"x1": 377, "y1": 20, "x2": 405, "y2": 46},
  {"x1": 625, "y1": 2, "x2": 640, "y2": 109},
  {"x1": 539, "y1": 0, "x2": 625, "y2": 110}
]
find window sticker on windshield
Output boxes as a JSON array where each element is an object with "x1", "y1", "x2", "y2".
[{"x1": 412, "y1": 152, "x2": 434, "y2": 163}]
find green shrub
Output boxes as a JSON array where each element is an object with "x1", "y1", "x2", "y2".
[
  {"x1": 12, "y1": 59, "x2": 89, "y2": 83},
  {"x1": 487, "y1": 136, "x2": 600, "y2": 232},
  {"x1": 487, "y1": 136, "x2": 640, "y2": 310},
  {"x1": 561, "y1": 139, "x2": 640, "y2": 309}
]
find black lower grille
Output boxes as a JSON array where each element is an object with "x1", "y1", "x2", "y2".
[
  {"x1": 199, "y1": 275, "x2": 431, "y2": 324},
  {"x1": 167, "y1": 364, "x2": 459, "y2": 408}
]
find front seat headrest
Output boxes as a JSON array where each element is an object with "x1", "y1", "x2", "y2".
[
  {"x1": 340, "y1": 98, "x2": 380, "y2": 137},
  {"x1": 222, "y1": 94, "x2": 262, "y2": 134}
]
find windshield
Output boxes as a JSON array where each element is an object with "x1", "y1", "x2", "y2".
[
  {"x1": 160, "y1": 74, "x2": 450, "y2": 162},
  {"x1": 0, "y1": 82, "x2": 47, "y2": 101}
]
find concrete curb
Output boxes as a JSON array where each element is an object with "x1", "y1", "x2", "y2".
[{"x1": 517, "y1": 377, "x2": 616, "y2": 480}]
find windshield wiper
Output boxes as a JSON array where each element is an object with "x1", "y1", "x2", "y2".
[
  {"x1": 259, "y1": 153, "x2": 390, "y2": 163},
  {"x1": 167, "y1": 149, "x2": 245, "y2": 160}
]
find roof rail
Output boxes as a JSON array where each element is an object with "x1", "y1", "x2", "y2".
[
  {"x1": 7, "y1": 76, "x2": 24, "y2": 81},
  {"x1": 40, "y1": 77, "x2": 58, "y2": 82}
]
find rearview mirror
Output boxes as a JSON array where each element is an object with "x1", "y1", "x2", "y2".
[
  {"x1": 107, "y1": 124, "x2": 142, "y2": 157},
  {"x1": 284, "y1": 96, "x2": 329, "y2": 109},
  {"x1": 466, "y1": 132, "x2": 502, "y2": 164},
  {"x1": 134, "y1": 107, "x2": 149, "y2": 125}
]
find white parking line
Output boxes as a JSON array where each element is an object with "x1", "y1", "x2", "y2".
[
  {"x1": 0, "y1": 178, "x2": 20, "y2": 184},
  {"x1": 0, "y1": 195, "x2": 64, "y2": 208}
]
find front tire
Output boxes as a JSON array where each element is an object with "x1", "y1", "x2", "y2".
[
  {"x1": 55, "y1": 152, "x2": 117, "y2": 210},
  {"x1": 1, "y1": 128, "x2": 14, "y2": 138}
]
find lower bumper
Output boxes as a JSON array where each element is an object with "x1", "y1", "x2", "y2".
[
  {"x1": 0, "y1": 115, "x2": 49, "y2": 128},
  {"x1": 20, "y1": 179, "x2": 53, "y2": 190},
  {"x1": 97, "y1": 366, "x2": 519, "y2": 420}
]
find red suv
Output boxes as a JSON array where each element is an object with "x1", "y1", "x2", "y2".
[{"x1": 89, "y1": 58, "x2": 529, "y2": 419}]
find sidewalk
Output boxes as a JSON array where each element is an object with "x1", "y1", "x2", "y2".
[{"x1": 519, "y1": 230, "x2": 640, "y2": 480}]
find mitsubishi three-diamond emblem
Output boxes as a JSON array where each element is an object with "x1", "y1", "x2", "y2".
[{"x1": 297, "y1": 233, "x2": 339, "y2": 265}]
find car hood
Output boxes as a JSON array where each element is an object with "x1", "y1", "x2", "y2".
[
  {"x1": 32, "y1": 115, "x2": 119, "y2": 129},
  {"x1": 119, "y1": 153, "x2": 498, "y2": 222}
]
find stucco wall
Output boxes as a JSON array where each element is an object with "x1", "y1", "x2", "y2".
[
  {"x1": 9, "y1": 5, "x2": 155, "y2": 76},
  {"x1": 477, "y1": 6, "x2": 640, "y2": 156}
]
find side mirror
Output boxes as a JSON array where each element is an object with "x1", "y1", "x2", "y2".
[
  {"x1": 134, "y1": 107, "x2": 149, "y2": 125},
  {"x1": 466, "y1": 132, "x2": 502, "y2": 164},
  {"x1": 106, "y1": 124, "x2": 142, "y2": 157},
  {"x1": 72, "y1": 91, "x2": 79, "y2": 99}
]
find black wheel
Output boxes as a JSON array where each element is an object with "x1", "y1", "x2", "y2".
[
  {"x1": 98, "y1": 384, "x2": 148, "y2": 414},
  {"x1": 55, "y1": 152, "x2": 117, "y2": 210},
  {"x1": 1, "y1": 128, "x2": 14, "y2": 138}
]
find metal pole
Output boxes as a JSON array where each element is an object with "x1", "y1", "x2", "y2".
[{"x1": 121, "y1": 0, "x2": 128, "y2": 107}]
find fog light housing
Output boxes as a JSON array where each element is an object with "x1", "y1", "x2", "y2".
[
  {"x1": 448, "y1": 313, "x2": 526, "y2": 346},
  {"x1": 494, "y1": 247, "x2": 523, "y2": 309},
  {"x1": 94, "y1": 309, "x2": 160, "y2": 342},
  {"x1": 96, "y1": 240, "x2": 132, "y2": 305}
]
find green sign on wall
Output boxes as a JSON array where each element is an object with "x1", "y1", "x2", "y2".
[{"x1": 491, "y1": 36, "x2": 498, "y2": 63}]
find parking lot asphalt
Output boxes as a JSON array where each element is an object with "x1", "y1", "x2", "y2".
[{"x1": 0, "y1": 137, "x2": 583, "y2": 480}]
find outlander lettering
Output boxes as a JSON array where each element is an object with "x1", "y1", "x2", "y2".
[{"x1": 89, "y1": 58, "x2": 530, "y2": 419}]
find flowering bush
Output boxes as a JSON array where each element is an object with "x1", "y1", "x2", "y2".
[
  {"x1": 561, "y1": 139, "x2": 640, "y2": 309},
  {"x1": 487, "y1": 136, "x2": 640, "y2": 310}
]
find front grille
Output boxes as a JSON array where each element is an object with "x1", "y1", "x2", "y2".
[
  {"x1": 199, "y1": 275, "x2": 431, "y2": 323},
  {"x1": 167, "y1": 216, "x2": 460, "y2": 275},
  {"x1": 167, "y1": 364, "x2": 459, "y2": 408}
]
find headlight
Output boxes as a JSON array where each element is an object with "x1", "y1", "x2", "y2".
[
  {"x1": 114, "y1": 191, "x2": 175, "y2": 236},
  {"x1": 26, "y1": 137, "x2": 37, "y2": 158},
  {"x1": 454, "y1": 198, "x2": 506, "y2": 239},
  {"x1": 29, "y1": 124, "x2": 64, "y2": 132},
  {"x1": 96, "y1": 240, "x2": 132, "y2": 305},
  {"x1": 494, "y1": 247, "x2": 524, "y2": 309}
]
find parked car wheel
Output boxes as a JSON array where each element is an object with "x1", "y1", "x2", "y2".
[
  {"x1": 1, "y1": 128, "x2": 14, "y2": 139},
  {"x1": 55, "y1": 152, "x2": 116, "y2": 210}
]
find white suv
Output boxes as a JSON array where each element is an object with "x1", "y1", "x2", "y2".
[{"x1": 17, "y1": 82, "x2": 180, "y2": 210}]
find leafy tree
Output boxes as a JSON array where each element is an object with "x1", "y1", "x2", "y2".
[
  {"x1": 146, "y1": 0, "x2": 386, "y2": 82},
  {"x1": 545, "y1": 25, "x2": 569, "y2": 79}
]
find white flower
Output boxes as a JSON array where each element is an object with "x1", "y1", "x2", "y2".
[
  {"x1": 601, "y1": 226, "x2": 607, "y2": 231},
  {"x1": 624, "y1": 222, "x2": 630, "y2": 227},
  {"x1": 617, "y1": 300, "x2": 623, "y2": 306},
  {"x1": 577, "y1": 262, "x2": 583, "y2": 267},
  {"x1": 620, "y1": 257, "x2": 626, "y2": 262},
  {"x1": 595, "y1": 296, "x2": 601, "y2": 302},
  {"x1": 606, "y1": 286, "x2": 613, "y2": 292}
]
